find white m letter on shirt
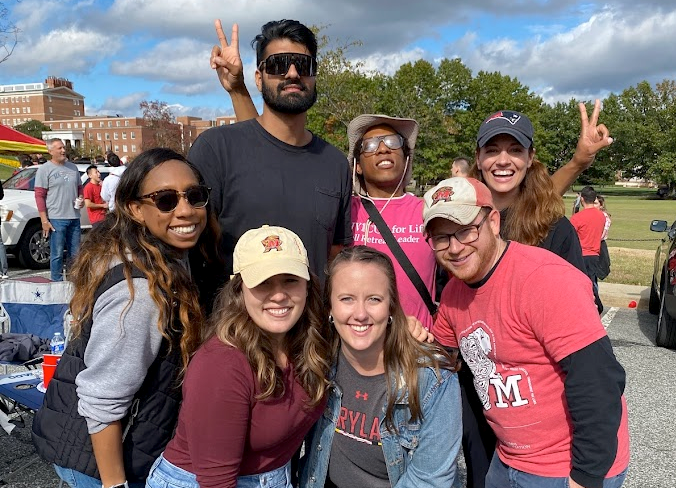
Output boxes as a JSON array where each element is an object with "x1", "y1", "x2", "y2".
[{"x1": 490, "y1": 375, "x2": 529, "y2": 408}]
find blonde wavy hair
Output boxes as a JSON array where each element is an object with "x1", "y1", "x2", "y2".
[
  {"x1": 471, "y1": 154, "x2": 565, "y2": 246},
  {"x1": 207, "y1": 273, "x2": 331, "y2": 408},
  {"x1": 325, "y1": 246, "x2": 454, "y2": 432},
  {"x1": 69, "y1": 148, "x2": 222, "y2": 375}
]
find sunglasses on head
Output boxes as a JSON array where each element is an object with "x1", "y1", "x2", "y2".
[
  {"x1": 258, "y1": 52, "x2": 317, "y2": 77},
  {"x1": 138, "y1": 185, "x2": 211, "y2": 213},
  {"x1": 360, "y1": 134, "x2": 404, "y2": 155}
]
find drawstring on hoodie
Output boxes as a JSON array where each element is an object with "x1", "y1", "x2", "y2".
[{"x1": 354, "y1": 156, "x2": 410, "y2": 243}]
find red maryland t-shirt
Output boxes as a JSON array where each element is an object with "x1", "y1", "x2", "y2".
[{"x1": 433, "y1": 242, "x2": 629, "y2": 479}]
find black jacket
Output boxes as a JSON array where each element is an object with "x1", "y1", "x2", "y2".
[{"x1": 31, "y1": 264, "x2": 183, "y2": 482}]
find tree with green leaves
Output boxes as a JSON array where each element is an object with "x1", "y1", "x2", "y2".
[
  {"x1": 13, "y1": 119, "x2": 52, "y2": 139},
  {"x1": 602, "y1": 81, "x2": 664, "y2": 185},
  {"x1": 306, "y1": 30, "x2": 384, "y2": 152}
]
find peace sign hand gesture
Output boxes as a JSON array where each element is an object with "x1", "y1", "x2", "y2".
[
  {"x1": 211, "y1": 20, "x2": 246, "y2": 93},
  {"x1": 573, "y1": 99, "x2": 614, "y2": 170}
]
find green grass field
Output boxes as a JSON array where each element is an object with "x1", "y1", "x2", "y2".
[{"x1": 565, "y1": 186, "x2": 676, "y2": 286}]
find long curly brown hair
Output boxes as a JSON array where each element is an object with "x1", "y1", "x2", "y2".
[
  {"x1": 471, "y1": 154, "x2": 565, "y2": 246},
  {"x1": 325, "y1": 246, "x2": 453, "y2": 432},
  {"x1": 207, "y1": 273, "x2": 331, "y2": 408},
  {"x1": 68, "y1": 148, "x2": 222, "y2": 375}
]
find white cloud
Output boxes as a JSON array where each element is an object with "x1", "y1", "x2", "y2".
[
  {"x1": 7, "y1": 0, "x2": 676, "y2": 120},
  {"x1": 111, "y1": 38, "x2": 212, "y2": 83},
  {"x1": 87, "y1": 92, "x2": 149, "y2": 116},
  {"x1": 447, "y1": 8, "x2": 676, "y2": 100},
  {"x1": 355, "y1": 48, "x2": 428, "y2": 76},
  {"x1": 3, "y1": 25, "x2": 123, "y2": 76}
]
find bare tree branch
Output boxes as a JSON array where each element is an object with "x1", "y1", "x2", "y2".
[{"x1": 0, "y1": 2, "x2": 19, "y2": 65}]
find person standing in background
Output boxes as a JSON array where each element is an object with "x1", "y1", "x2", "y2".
[
  {"x1": 34, "y1": 138, "x2": 83, "y2": 282},
  {"x1": 570, "y1": 186, "x2": 607, "y2": 312},
  {"x1": 100, "y1": 154, "x2": 125, "y2": 212},
  {"x1": 83, "y1": 165, "x2": 107, "y2": 228},
  {"x1": 595, "y1": 195, "x2": 612, "y2": 280},
  {"x1": 451, "y1": 156, "x2": 471, "y2": 177}
]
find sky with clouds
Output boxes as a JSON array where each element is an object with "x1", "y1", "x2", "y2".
[{"x1": 2, "y1": 0, "x2": 676, "y2": 121}]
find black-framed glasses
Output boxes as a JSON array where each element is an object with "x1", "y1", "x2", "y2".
[
  {"x1": 360, "y1": 134, "x2": 404, "y2": 155},
  {"x1": 258, "y1": 52, "x2": 317, "y2": 77},
  {"x1": 138, "y1": 185, "x2": 211, "y2": 213},
  {"x1": 426, "y1": 211, "x2": 490, "y2": 251}
]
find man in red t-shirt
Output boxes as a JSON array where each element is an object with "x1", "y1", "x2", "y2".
[
  {"x1": 83, "y1": 165, "x2": 107, "y2": 227},
  {"x1": 570, "y1": 186, "x2": 607, "y2": 313},
  {"x1": 424, "y1": 177, "x2": 629, "y2": 488}
]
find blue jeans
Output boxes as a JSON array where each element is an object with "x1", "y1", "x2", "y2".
[
  {"x1": 485, "y1": 453, "x2": 628, "y2": 488},
  {"x1": 49, "y1": 218, "x2": 81, "y2": 281},
  {"x1": 54, "y1": 465, "x2": 145, "y2": 488},
  {"x1": 145, "y1": 454, "x2": 292, "y2": 488}
]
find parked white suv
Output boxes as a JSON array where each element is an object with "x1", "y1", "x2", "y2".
[{"x1": 0, "y1": 164, "x2": 113, "y2": 269}]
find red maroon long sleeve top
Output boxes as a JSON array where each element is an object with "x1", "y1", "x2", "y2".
[{"x1": 163, "y1": 335, "x2": 326, "y2": 488}]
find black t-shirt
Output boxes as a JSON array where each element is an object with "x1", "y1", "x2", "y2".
[
  {"x1": 188, "y1": 119, "x2": 353, "y2": 284},
  {"x1": 328, "y1": 351, "x2": 389, "y2": 488}
]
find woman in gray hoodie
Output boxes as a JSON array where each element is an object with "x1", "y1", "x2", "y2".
[{"x1": 32, "y1": 148, "x2": 222, "y2": 488}]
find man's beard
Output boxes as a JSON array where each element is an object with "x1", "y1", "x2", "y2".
[{"x1": 262, "y1": 78, "x2": 317, "y2": 114}]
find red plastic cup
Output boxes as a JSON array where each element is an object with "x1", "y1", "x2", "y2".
[
  {"x1": 42, "y1": 353, "x2": 61, "y2": 366},
  {"x1": 42, "y1": 363, "x2": 57, "y2": 388}
]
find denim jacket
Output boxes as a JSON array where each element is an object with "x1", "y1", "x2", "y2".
[{"x1": 299, "y1": 361, "x2": 461, "y2": 488}]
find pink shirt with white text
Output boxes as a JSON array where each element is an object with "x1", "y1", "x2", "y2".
[{"x1": 351, "y1": 194, "x2": 435, "y2": 330}]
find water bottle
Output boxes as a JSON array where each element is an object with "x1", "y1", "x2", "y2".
[{"x1": 50, "y1": 332, "x2": 65, "y2": 355}]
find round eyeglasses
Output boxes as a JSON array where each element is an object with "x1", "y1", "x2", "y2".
[{"x1": 426, "y1": 212, "x2": 490, "y2": 251}]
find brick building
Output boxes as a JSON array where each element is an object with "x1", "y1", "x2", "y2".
[
  {"x1": 2, "y1": 76, "x2": 238, "y2": 158},
  {"x1": 46, "y1": 114, "x2": 237, "y2": 158},
  {"x1": 0, "y1": 77, "x2": 85, "y2": 126}
]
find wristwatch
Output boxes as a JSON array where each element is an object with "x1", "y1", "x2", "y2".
[{"x1": 103, "y1": 483, "x2": 128, "y2": 488}]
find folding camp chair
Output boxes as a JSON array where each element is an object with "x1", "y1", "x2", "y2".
[
  {"x1": 0, "y1": 278, "x2": 73, "y2": 374},
  {"x1": 0, "y1": 279, "x2": 72, "y2": 487}
]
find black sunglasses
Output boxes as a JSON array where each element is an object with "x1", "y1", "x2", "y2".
[
  {"x1": 138, "y1": 185, "x2": 210, "y2": 213},
  {"x1": 258, "y1": 52, "x2": 317, "y2": 77}
]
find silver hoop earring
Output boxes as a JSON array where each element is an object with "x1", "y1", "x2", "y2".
[
  {"x1": 387, "y1": 316, "x2": 393, "y2": 325},
  {"x1": 328, "y1": 314, "x2": 334, "y2": 325}
]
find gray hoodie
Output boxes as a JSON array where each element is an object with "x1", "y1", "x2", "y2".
[{"x1": 75, "y1": 277, "x2": 162, "y2": 434}]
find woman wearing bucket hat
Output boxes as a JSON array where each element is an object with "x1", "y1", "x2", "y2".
[{"x1": 146, "y1": 225, "x2": 331, "y2": 488}]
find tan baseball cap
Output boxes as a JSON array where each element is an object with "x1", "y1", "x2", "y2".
[
  {"x1": 423, "y1": 177, "x2": 495, "y2": 230},
  {"x1": 232, "y1": 225, "x2": 310, "y2": 288}
]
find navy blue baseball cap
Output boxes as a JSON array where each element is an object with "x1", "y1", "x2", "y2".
[{"x1": 477, "y1": 110, "x2": 534, "y2": 148}]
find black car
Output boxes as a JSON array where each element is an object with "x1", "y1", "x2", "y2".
[{"x1": 649, "y1": 219, "x2": 676, "y2": 348}]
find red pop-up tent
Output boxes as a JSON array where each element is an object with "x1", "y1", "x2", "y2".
[{"x1": 0, "y1": 125, "x2": 49, "y2": 154}]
